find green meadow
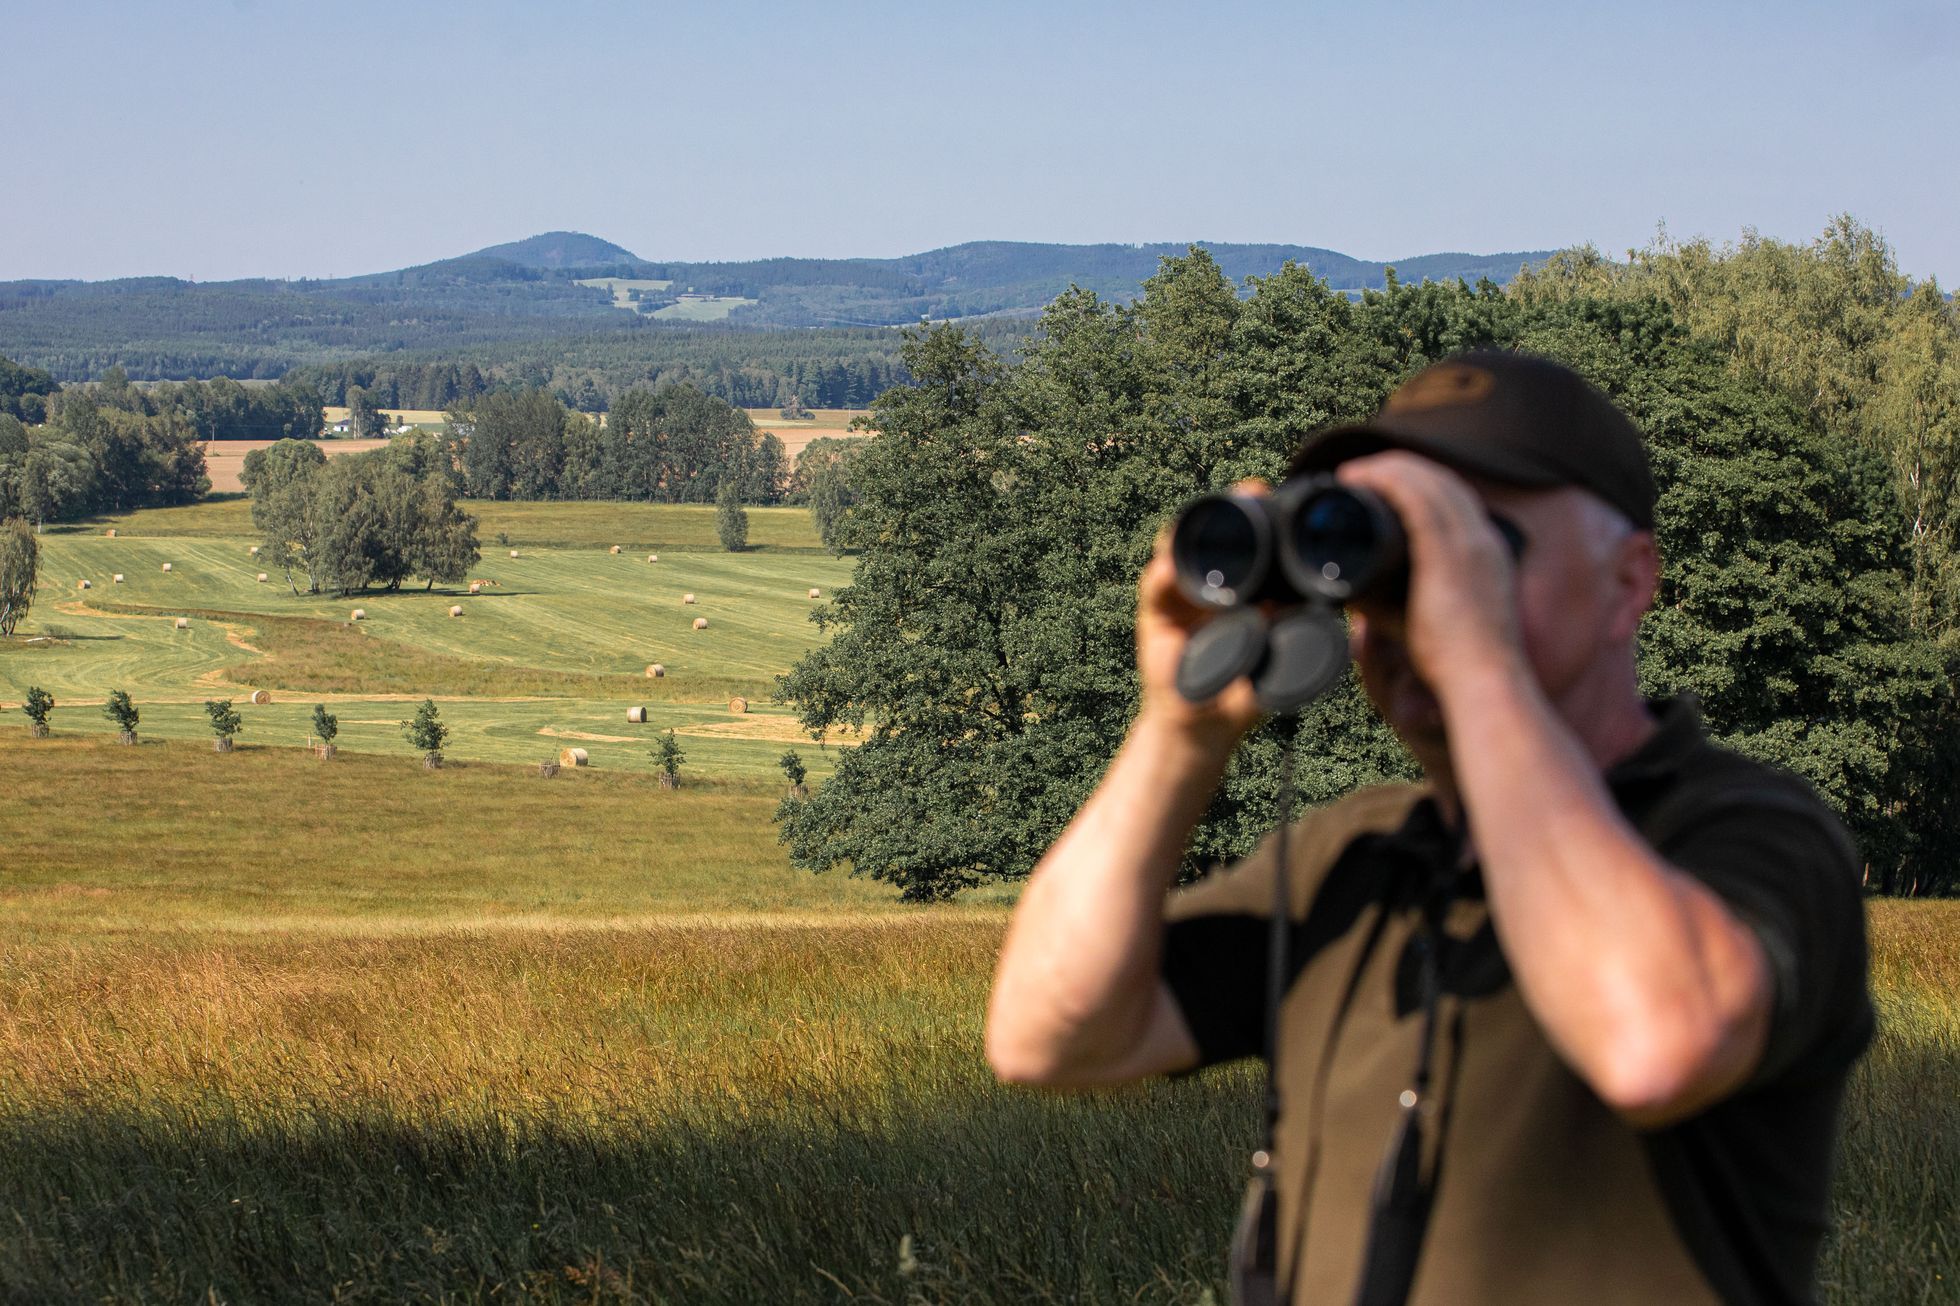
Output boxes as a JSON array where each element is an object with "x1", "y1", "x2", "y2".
[
  {"x1": 0, "y1": 502, "x2": 1951, "y2": 1303},
  {"x1": 6, "y1": 504, "x2": 853, "y2": 779}
]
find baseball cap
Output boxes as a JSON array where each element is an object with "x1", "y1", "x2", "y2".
[{"x1": 1288, "y1": 350, "x2": 1657, "y2": 529}]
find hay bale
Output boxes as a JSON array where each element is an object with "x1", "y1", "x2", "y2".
[
  {"x1": 249, "y1": 545, "x2": 260, "y2": 555},
  {"x1": 809, "y1": 587, "x2": 821, "y2": 599},
  {"x1": 77, "y1": 579, "x2": 90, "y2": 590},
  {"x1": 609, "y1": 545, "x2": 621, "y2": 555},
  {"x1": 105, "y1": 528, "x2": 116, "y2": 538},
  {"x1": 113, "y1": 574, "x2": 124, "y2": 584},
  {"x1": 692, "y1": 617, "x2": 708, "y2": 630},
  {"x1": 627, "y1": 706, "x2": 648, "y2": 723},
  {"x1": 249, "y1": 690, "x2": 271, "y2": 705},
  {"x1": 256, "y1": 572, "x2": 268, "y2": 583},
  {"x1": 647, "y1": 553, "x2": 658, "y2": 563},
  {"x1": 174, "y1": 617, "x2": 190, "y2": 629},
  {"x1": 646, "y1": 663, "x2": 665, "y2": 678},
  {"x1": 468, "y1": 582, "x2": 482, "y2": 594},
  {"x1": 729, "y1": 696, "x2": 748, "y2": 714},
  {"x1": 559, "y1": 747, "x2": 589, "y2": 767},
  {"x1": 509, "y1": 549, "x2": 520, "y2": 558},
  {"x1": 449, "y1": 605, "x2": 464, "y2": 618},
  {"x1": 350, "y1": 608, "x2": 366, "y2": 621},
  {"x1": 161, "y1": 563, "x2": 172, "y2": 573},
  {"x1": 682, "y1": 593, "x2": 696, "y2": 604}
]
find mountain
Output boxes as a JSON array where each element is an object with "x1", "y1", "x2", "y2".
[
  {"x1": 465, "y1": 232, "x2": 647, "y2": 270},
  {"x1": 0, "y1": 233, "x2": 1559, "y2": 380}
]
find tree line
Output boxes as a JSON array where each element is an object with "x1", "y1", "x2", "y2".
[
  {"x1": 776, "y1": 218, "x2": 1958, "y2": 900},
  {"x1": 444, "y1": 385, "x2": 789, "y2": 504},
  {"x1": 0, "y1": 391, "x2": 208, "y2": 527}
]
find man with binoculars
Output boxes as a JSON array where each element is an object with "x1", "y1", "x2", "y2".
[{"x1": 986, "y1": 352, "x2": 1871, "y2": 1305}]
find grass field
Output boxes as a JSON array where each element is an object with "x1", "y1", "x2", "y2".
[
  {"x1": 59, "y1": 497, "x2": 830, "y2": 552},
  {"x1": 0, "y1": 735, "x2": 1950, "y2": 1303},
  {"x1": 4, "y1": 503, "x2": 850, "y2": 777}
]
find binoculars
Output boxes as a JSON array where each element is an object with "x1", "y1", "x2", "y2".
[
  {"x1": 1164, "y1": 475, "x2": 1526, "y2": 712},
  {"x1": 1171, "y1": 476, "x2": 1408, "y2": 609}
]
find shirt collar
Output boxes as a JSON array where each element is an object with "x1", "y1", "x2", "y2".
[{"x1": 1604, "y1": 695, "x2": 1709, "y2": 791}]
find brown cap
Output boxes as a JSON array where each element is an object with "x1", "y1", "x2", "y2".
[{"x1": 1289, "y1": 350, "x2": 1657, "y2": 529}]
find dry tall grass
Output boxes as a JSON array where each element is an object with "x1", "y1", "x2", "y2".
[{"x1": 0, "y1": 738, "x2": 1949, "y2": 1303}]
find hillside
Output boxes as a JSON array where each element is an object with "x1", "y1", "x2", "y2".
[{"x1": 0, "y1": 234, "x2": 1556, "y2": 381}]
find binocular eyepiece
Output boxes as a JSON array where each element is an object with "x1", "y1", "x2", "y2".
[{"x1": 1171, "y1": 475, "x2": 1409, "y2": 610}]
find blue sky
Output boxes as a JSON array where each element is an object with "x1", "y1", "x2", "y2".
[{"x1": 4, "y1": 0, "x2": 1956, "y2": 284}]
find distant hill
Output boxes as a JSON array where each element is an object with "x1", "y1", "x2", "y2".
[
  {"x1": 467, "y1": 231, "x2": 645, "y2": 269},
  {"x1": 0, "y1": 233, "x2": 1557, "y2": 380}
]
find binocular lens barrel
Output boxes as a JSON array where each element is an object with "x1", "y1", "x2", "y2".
[
  {"x1": 1171, "y1": 497, "x2": 1270, "y2": 606},
  {"x1": 1171, "y1": 478, "x2": 1406, "y2": 607}
]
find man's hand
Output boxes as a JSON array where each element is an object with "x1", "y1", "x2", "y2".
[
  {"x1": 1134, "y1": 486, "x2": 1268, "y2": 754},
  {"x1": 1335, "y1": 452, "x2": 1526, "y2": 698}
]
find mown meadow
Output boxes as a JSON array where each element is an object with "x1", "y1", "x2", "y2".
[
  {"x1": 0, "y1": 502, "x2": 1951, "y2": 1303},
  {"x1": 4, "y1": 504, "x2": 854, "y2": 779}
]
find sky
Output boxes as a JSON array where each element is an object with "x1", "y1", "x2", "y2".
[{"x1": 4, "y1": 0, "x2": 1957, "y2": 285}]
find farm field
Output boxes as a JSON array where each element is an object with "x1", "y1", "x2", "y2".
[
  {"x1": 199, "y1": 438, "x2": 392, "y2": 492},
  {"x1": 0, "y1": 736, "x2": 1950, "y2": 1303},
  {"x1": 321, "y1": 405, "x2": 452, "y2": 427},
  {"x1": 4, "y1": 504, "x2": 850, "y2": 779},
  {"x1": 745, "y1": 409, "x2": 872, "y2": 463}
]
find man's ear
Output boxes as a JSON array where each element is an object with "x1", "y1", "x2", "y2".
[{"x1": 1609, "y1": 531, "x2": 1661, "y2": 642}]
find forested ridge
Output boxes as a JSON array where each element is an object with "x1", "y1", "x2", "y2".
[
  {"x1": 775, "y1": 218, "x2": 1960, "y2": 899},
  {"x1": 0, "y1": 235, "x2": 1552, "y2": 385}
]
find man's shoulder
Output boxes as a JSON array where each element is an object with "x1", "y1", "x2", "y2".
[{"x1": 1641, "y1": 732, "x2": 1856, "y2": 866}]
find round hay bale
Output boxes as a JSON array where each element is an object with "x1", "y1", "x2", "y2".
[
  {"x1": 682, "y1": 593, "x2": 696, "y2": 604},
  {"x1": 161, "y1": 563, "x2": 172, "y2": 573},
  {"x1": 105, "y1": 528, "x2": 116, "y2": 538},
  {"x1": 350, "y1": 608, "x2": 366, "y2": 621},
  {"x1": 647, "y1": 553, "x2": 658, "y2": 563},
  {"x1": 249, "y1": 545, "x2": 260, "y2": 555},
  {"x1": 609, "y1": 545, "x2": 621, "y2": 555},
  {"x1": 468, "y1": 581, "x2": 482, "y2": 594},
  {"x1": 249, "y1": 690, "x2": 271, "y2": 705},
  {"x1": 646, "y1": 663, "x2": 665, "y2": 678},
  {"x1": 627, "y1": 706, "x2": 648, "y2": 723},
  {"x1": 77, "y1": 579, "x2": 90, "y2": 590},
  {"x1": 560, "y1": 747, "x2": 589, "y2": 767},
  {"x1": 809, "y1": 587, "x2": 821, "y2": 598},
  {"x1": 113, "y1": 574, "x2": 124, "y2": 584},
  {"x1": 256, "y1": 572, "x2": 268, "y2": 583},
  {"x1": 449, "y1": 605, "x2": 464, "y2": 618},
  {"x1": 509, "y1": 549, "x2": 520, "y2": 558},
  {"x1": 729, "y1": 696, "x2": 748, "y2": 714},
  {"x1": 174, "y1": 617, "x2": 190, "y2": 629},
  {"x1": 692, "y1": 617, "x2": 708, "y2": 630}
]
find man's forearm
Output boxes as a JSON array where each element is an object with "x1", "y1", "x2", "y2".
[
  {"x1": 985, "y1": 712, "x2": 1228, "y2": 1084},
  {"x1": 1440, "y1": 660, "x2": 1770, "y2": 1124}
]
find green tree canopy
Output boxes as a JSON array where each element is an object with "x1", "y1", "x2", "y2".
[{"x1": 777, "y1": 252, "x2": 1956, "y2": 899}]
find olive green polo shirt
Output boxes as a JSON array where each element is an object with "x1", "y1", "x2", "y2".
[{"x1": 1161, "y1": 698, "x2": 1872, "y2": 1305}]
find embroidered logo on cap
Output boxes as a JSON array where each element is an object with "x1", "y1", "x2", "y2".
[{"x1": 1383, "y1": 363, "x2": 1495, "y2": 413}]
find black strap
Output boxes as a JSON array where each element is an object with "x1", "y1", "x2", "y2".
[
  {"x1": 1351, "y1": 866, "x2": 1454, "y2": 1306},
  {"x1": 1230, "y1": 714, "x2": 1301, "y2": 1306}
]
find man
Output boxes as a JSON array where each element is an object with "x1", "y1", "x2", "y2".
[{"x1": 985, "y1": 352, "x2": 1872, "y2": 1304}]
